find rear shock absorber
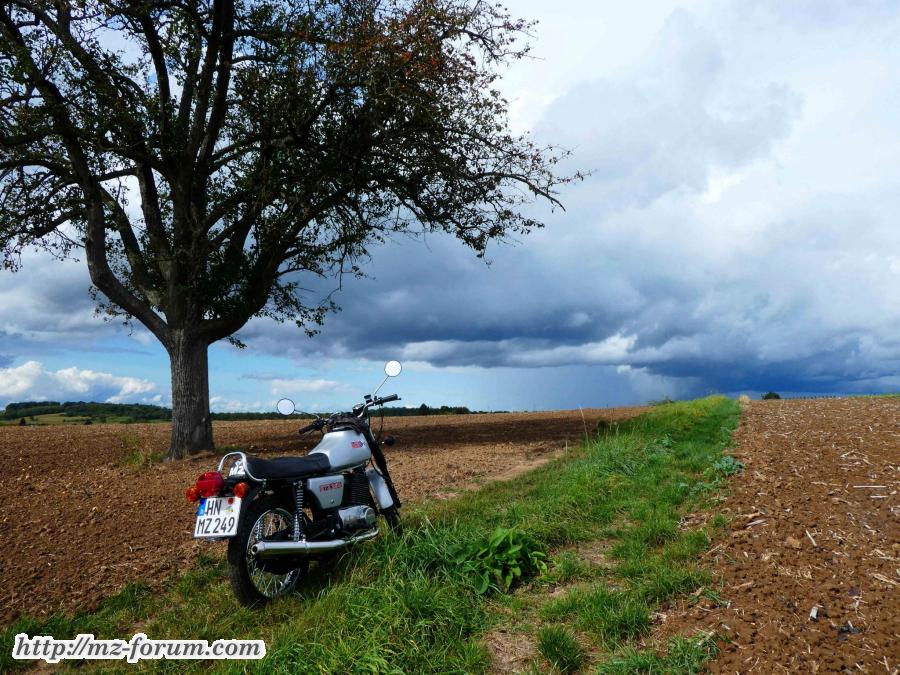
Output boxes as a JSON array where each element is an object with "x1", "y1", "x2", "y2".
[{"x1": 292, "y1": 481, "x2": 304, "y2": 541}]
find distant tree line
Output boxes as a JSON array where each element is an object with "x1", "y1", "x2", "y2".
[
  {"x1": 3, "y1": 401, "x2": 171, "y2": 422},
  {"x1": 385, "y1": 404, "x2": 475, "y2": 417},
  {"x1": 4, "y1": 401, "x2": 480, "y2": 423},
  {"x1": 212, "y1": 404, "x2": 478, "y2": 420}
]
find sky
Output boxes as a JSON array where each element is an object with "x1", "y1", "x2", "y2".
[{"x1": 2, "y1": 0, "x2": 900, "y2": 413}]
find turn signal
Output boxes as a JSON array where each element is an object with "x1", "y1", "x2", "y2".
[
  {"x1": 185, "y1": 486, "x2": 201, "y2": 503},
  {"x1": 233, "y1": 481, "x2": 249, "y2": 499}
]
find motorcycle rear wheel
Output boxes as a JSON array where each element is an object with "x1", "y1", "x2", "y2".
[{"x1": 227, "y1": 494, "x2": 308, "y2": 607}]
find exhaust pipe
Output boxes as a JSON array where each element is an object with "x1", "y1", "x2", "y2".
[{"x1": 251, "y1": 529, "x2": 379, "y2": 558}]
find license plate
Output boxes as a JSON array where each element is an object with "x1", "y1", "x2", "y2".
[{"x1": 194, "y1": 497, "x2": 242, "y2": 538}]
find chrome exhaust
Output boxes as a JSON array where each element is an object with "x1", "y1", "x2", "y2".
[{"x1": 251, "y1": 529, "x2": 379, "y2": 558}]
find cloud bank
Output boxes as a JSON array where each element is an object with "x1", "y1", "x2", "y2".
[
  {"x1": 0, "y1": 361, "x2": 158, "y2": 405},
  {"x1": 231, "y1": 5, "x2": 900, "y2": 398},
  {"x1": 1, "y1": 2, "x2": 899, "y2": 407}
]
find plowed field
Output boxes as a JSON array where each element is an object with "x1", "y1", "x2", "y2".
[
  {"x1": 0, "y1": 407, "x2": 643, "y2": 624},
  {"x1": 661, "y1": 398, "x2": 899, "y2": 673}
]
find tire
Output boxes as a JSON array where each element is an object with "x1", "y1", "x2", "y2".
[
  {"x1": 227, "y1": 494, "x2": 309, "y2": 608},
  {"x1": 382, "y1": 506, "x2": 403, "y2": 534}
]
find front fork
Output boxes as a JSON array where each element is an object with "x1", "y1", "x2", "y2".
[{"x1": 366, "y1": 432, "x2": 402, "y2": 509}]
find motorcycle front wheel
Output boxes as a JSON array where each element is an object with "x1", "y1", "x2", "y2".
[
  {"x1": 227, "y1": 494, "x2": 308, "y2": 607},
  {"x1": 382, "y1": 505, "x2": 402, "y2": 534}
]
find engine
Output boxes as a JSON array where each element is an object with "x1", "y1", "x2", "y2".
[
  {"x1": 338, "y1": 467, "x2": 375, "y2": 531},
  {"x1": 338, "y1": 505, "x2": 376, "y2": 529}
]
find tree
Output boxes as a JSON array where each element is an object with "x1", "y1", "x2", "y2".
[{"x1": 0, "y1": 0, "x2": 574, "y2": 459}]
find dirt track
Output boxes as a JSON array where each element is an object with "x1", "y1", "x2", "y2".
[
  {"x1": 662, "y1": 398, "x2": 899, "y2": 673},
  {"x1": 0, "y1": 407, "x2": 643, "y2": 624}
]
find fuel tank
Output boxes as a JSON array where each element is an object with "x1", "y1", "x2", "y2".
[{"x1": 310, "y1": 429, "x2": 371, "y2": 470}]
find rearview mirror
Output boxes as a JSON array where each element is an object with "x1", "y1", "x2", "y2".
[
  {"x1": 384, "y1": 360, "x2": 402, "y2": 377},
  {"x1": 276, "y1": 398, "x2": 296, "y2": 415}
]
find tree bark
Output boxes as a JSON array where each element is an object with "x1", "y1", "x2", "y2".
[{"x1": 168, "y1": 330, "x2": 214, "y2": 459}]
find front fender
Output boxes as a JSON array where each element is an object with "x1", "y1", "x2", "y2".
[{"x1": 366, "y1": 467, "x2": 394, "y2": 510}]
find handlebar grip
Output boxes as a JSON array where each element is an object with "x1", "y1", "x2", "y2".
[
  {"x1": 378, "y1": 394, "x2": 400, "y2": 404},
  {"x1": 298, "y1": 421, "x2": 319, "y2": 434}
]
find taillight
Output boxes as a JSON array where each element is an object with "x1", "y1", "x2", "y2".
[
  {"x1": 194, "y1": 471, "x2": 224, "y2": 498},
  {"x1": 233, "y1": 481, "x2": 249, "y2": 499},
  {"x1": 185, "y1": 486, "x2": 201, "y2": 503}
]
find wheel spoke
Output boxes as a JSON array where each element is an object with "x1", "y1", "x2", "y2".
[{"x1": 246, "y1": 508, "x2": 302, "y2": 598}]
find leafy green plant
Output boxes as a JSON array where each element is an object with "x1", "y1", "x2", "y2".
[
  {"x1": 537, "y1": 625, "x2": 584, "y2": 673},
  {"x1": 453, "y1": 527, "x2": 548, "y2": 594},
  {"x1": 118, "y1": 434, "x2": 164, "y2": 468},
  {"x1": 711, "y1": 455, "x2": 745, "y2": 477}
]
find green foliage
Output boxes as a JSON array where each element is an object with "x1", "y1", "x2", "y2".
[
  {"x1": 762, "y1": 391, "x2": 781, "y2": 400},
  {"x1": 653, "y1": 433, "x2": 674, "y2": 449},
  {"x1": 452, "y1": 527, "x2": 548, "y2": 594},
  {"x1": 711, "y1": 455, "x2": 745, "y2": 477},
  {"x1": 0, "y1": 0, "x2": 571, "y2": 388},
  {"x1": 537, "y1": 625, "x2": 584, "y2": 673}
]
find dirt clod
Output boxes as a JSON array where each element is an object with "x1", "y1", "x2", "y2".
[{"x1": 660, "y1": 398, "x2": 900, "y2": 673}]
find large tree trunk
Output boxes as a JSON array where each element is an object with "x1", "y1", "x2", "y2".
[{"x1": 167, "y1": 330, "x2": 214, "y2": 459}]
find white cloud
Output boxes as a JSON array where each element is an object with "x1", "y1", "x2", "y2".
[
  {"x1": 209, "y1": 396, "x2": 266, "y2": 412},
  {"x1": 0, "y1": 361, "x2": 157, "y2": 405},
  {"x1": 266, "y1": 378, "x2": 350, "y2": 397}
]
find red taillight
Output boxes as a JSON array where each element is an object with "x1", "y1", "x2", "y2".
[
  {"x1": 233, "y1": 481, "x2": 249, "y2": 499},
  {"x1": 185, "y1": 486, "x2": 201, "y2": 503},
  {"x1": 194, "y1": 471, "x2": 224, "y2": 498}
]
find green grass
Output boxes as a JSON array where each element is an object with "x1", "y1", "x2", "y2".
[
  {"x1": 537, "y1": 625, "x2": 585, "y2": 673},
  {"x1": 1, "y1": 396, "x2": 740, "y2": 673},
  {"x1": 596, "y1": 632, "x2": 720, "y2": 674}
]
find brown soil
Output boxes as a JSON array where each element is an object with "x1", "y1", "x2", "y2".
[
  {"x1": 660, "y1": 398, "x2": 900, "y2": 673},
  {"x1": 0, "y1": 407, "x2": 643, "y2": 624}
]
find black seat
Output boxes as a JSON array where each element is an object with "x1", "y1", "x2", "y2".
[{"x1": 245, "y1": 453, "x2": 330, "y2": 480}]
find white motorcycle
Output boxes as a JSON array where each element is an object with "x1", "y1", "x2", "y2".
[{"x1": 186, "y1": 361, "x2": 404, "y2": 606}]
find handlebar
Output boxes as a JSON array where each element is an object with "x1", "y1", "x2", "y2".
[
  {"x1": 297, "y1": 394, "x2": 401, "y2": 435},
  {"x1": 298, "y1": 419, "x2": 325, "y2": 435}
]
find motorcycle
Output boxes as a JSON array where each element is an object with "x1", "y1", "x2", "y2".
[{"x1": 186, "y1": 360, "x2": 405, "y2": 606}]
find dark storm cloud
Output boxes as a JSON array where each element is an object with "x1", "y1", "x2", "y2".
[
  {"x1": 233, "y1": 7, "x2": 900, "y2": 397},
  {"x1": 2, "y1": 4, "x2": 900, "y2": 405}
]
